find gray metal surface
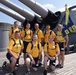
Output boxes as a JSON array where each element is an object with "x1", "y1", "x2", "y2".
[
  {"x1": 69, "y1": 32, "x2": 76, "y2": 44},
  {"x1": 0, "y1": 6, "x2": 25, "y2": 22},
  {"x1": 0, "y1": 23, "x2": 10, "y2": 51},
  {"x1": 0, "y1": 51, "x2": 76, "y2": 75},
  {"x1": 0, "y1": 0, "x2": 34, "y2": 21},
  {"x1": 19, "y1": 0, "x2": 48, "y2": 18}
]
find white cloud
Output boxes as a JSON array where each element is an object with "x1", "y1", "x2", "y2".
[
  {"x1": 57, "y1": 5, "x2": 72, "y2": 12},
  {"x1": 43, "y1": 4, "x2": 56, "y2": 10},
  {"x1": 57, "y1": 8, "x2": 65, "y2": 12}
]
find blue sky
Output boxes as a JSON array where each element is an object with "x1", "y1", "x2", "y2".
[{"x1": 0, "y1": 0, "x2": 76, "y2": 24}]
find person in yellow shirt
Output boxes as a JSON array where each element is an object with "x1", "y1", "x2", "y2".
[
  {"x1": 8, "y1": 21, "x2": 20, "y2": 39},
  {"x1": 43, "y1": 35, "x2": 60, "y2": 75},
  {"x1": 55, "y1": 24, "x2": 69, "y2": 68},
  {"x1": 44, "y1": 24, "x2": 56, "y2": 43},
  {"x1": 34, "y1": 23, "x2": 44, "y2": 43},
  {"x1": 6, "y1": 31, "x2": 24, "y2": 75},
  {"x1": 33, "y1": 23, "x2": 44, "y2": 65},
  {"x1": 25, "y1": 34, "x2": 42, "y2": 75},
  {"x1": 21, "y1": 23, "x2": 33, "y2": 61}
]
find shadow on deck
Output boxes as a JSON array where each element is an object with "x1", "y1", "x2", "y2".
[{"x1": 0, "y1": 64, "x2": 44, "y2": 75}]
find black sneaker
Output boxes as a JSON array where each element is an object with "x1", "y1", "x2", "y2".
[
  {"x1": 11, "y1": 71, "x2": 16, "y2": 75},
  {"x1": 56, "y1": 64, "x2": 61, "y2": 68},
  {"x1": 7, "y1": 71, "x2": 16, "y2": 75},
  {"x1": 2, "y1": 61, "x2": 7, "y2": 69},
  {"x1": 38, "y1": 63, "x2": 42, "y2": 67},
  {"x1": 5, "y1": 73, "x2": 13, "y2": 75},
  {"x1": 26, "y1": 70, "x2": 30, "y2": 75},
  {"x1": 43, "y1": 70, "x2": 47, "y2": 75},
  {"x1": 59, "y1": 64, "x2": 63, "y2": 68}
]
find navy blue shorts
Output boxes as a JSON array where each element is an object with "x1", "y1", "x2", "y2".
[
  {"x1": 58, "y1": 42, "x2": 65, "y2": 51},
  {"x1": 32, "y1": 57, "x2": 41, "y2": 68},
  {"x1": 6, "y1": 53, "x2": 19, "y2": 64},
  {"x1": 45, "y1": 55, "x2": 56, "y2": 66},
  {"x1": 6, "y1": 53, "x2": 12, "y2": 63},
  {"x1": 49, "y1": 58, "x2": 56, "y2": 66},
  {"x1": 23, "y1": 41, "x2": 29, "y2": 53}
]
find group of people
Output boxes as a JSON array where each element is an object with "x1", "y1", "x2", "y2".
[{"x1": 3, "y1": 21, "x2": 68, "y2": 75}]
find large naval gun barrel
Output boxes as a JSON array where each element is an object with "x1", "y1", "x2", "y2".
[
  {"x1": 0, "y1": 6, "x2": 25, "y2": 22},
  {"x1": 0, "y1": 0, "x2": 43, "y2": 29},
  {"x1": 19, "y1": 0, "x2": 61, "y2": 29},
  {"x1": 0, "y1": 0, "x2": 34, "y2": 21}
]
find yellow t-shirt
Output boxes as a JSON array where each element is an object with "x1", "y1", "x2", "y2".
[
  {"x1": 44, "y1": 30, "x2": 56, "y2": 43},
  {"x1": 55, "y1": 31, "x2": 65, "y2": 42},
  {"x1": 7, "y1": 38, "x2": 24, "y2": 57},
  {"x1": 8, "y1": 27, "x2": 20, "y2": 39},
  {"x1": 21, "y1": 29, "x2": 32, "y2": 42},
  {"x1": 26, "y1": 41, "x2": 42, "y2": 58},
  {"x1": 44, "y1": 42, "x2": 60, "y2": 56},
  {"x1": 34, "y1": 29, "x2": 44, "y2": 42}
]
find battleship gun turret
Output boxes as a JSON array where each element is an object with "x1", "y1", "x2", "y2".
[
  {"x1": 0, "y1": 0, "x2": 43, "y2": 29},
  {"x1": 0, "y1": 6, "x2": 25, "y2": 22},
  {"x1": 19, "y1": 0, "x2": 61, "y2": 29}
]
